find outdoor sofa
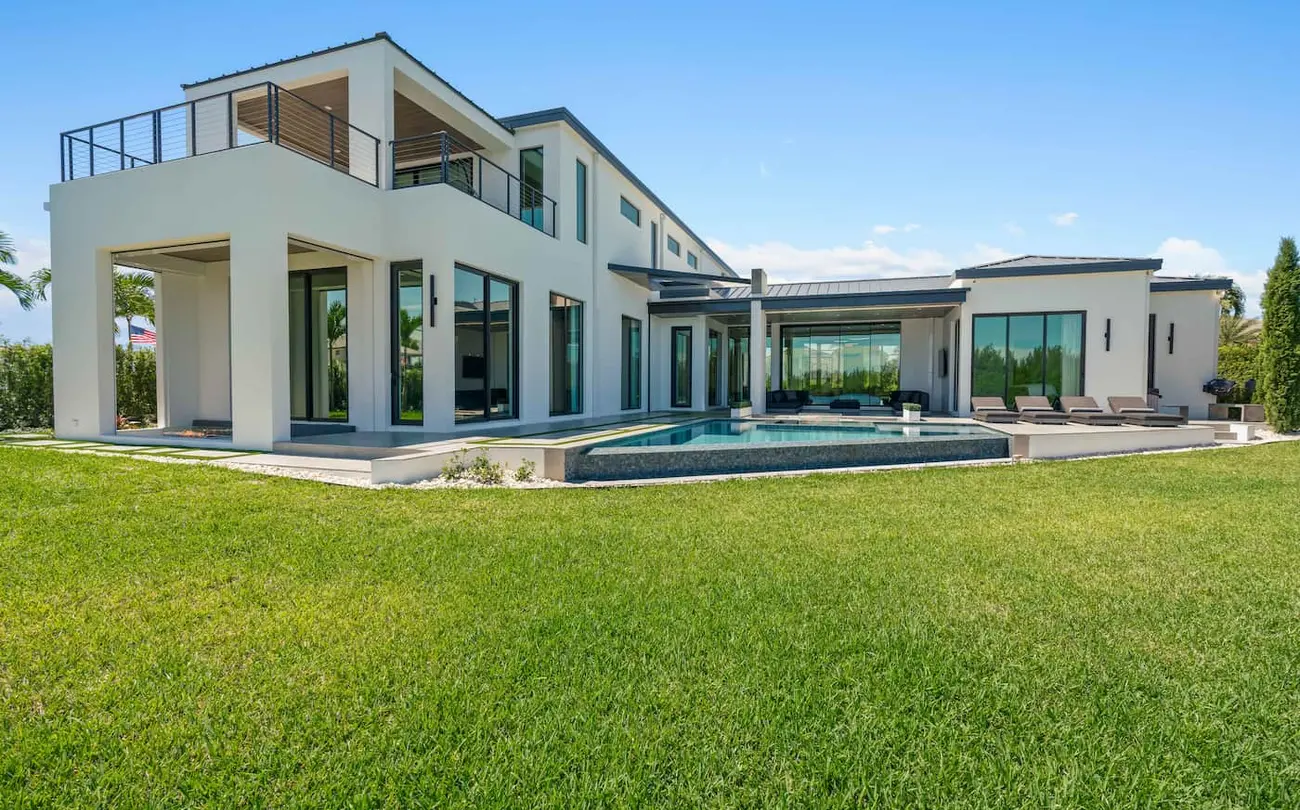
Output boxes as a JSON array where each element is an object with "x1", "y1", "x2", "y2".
[
  {"x1": 1059, "y1": 396, "x2": 1128, "y2": 426},
  {"x1": 887, "y1": 390, "x2": 930, "y2": 414},
  {"x1": 766, "y1": 389, "x2": 813, "y2": 414}
]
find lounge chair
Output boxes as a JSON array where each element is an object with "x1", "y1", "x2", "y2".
[
  {"x1": 1013, "y1": 396, "x2": 1069, "y2": 424},
  {"x1": 1059, "y1": 396, "x2": 1127, "y2": 426},
  {"x1": 970, "y1": 397, "x2": 1020, "y2": 423},
  {"x1": 1107, "y1": 396, "x2": 1188, "y2": 427}
]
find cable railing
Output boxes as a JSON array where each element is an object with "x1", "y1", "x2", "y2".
[
  {"x1": 60, "y1": 82, "x2": 380, "y2": 186},
  {"x1": 391, "y1": 131, "x2": 557, "y2": 238}
]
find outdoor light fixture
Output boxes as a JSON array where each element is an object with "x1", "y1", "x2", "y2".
[
  {"x1": 1104, "y1": 318, "x2": 1112, "y2": 351},
  {"x1": 1168, "y1": 322, "x2": 1175, "y2": 354},
  {"x1": 428, "y1": 274, "x2": 437, "y2": 327}
]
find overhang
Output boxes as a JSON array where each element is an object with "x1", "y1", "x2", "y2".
[
  {"x1": 1150, "y1": 277, "x2": 1234, "y2": 292},
  {"x1": 610, "y1": 263, "x2": 750, "y2": 291},
  {"x1": 648, "y1": 286, "x2": 967, "y2": 316},
  {"x1": 955, "y1": 256, "x2": 1163, "y2": 280}
]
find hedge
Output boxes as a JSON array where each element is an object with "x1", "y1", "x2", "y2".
[
  {"x1": 1217, "y1": 343, "x2": 1261, "y2": 404},
  {"x1": 0, "y1": 342, "x2": 157, "y2": 430}
]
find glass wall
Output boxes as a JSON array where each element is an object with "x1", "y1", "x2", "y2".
[
  {"x1": 550, "y1": 293, "x2": 583, "y2": 416},
  {"x1": 971, "y1": 312, "x2": 1085, "y2": 404},
  {"x1": 671, "y1": 326, "x2": 692, "y2": 407},
  {"x1": 390, "y1": 262, "x2": 423, "y2": 425},
  {"x1": 707, "y1": 329, "x2": 721, "y2": 407},
  {"x1": 289, "y1": 268, "x2": 348, "y2": 421},
  {"x1": 454, "y1": 265, "x2": 517, "y2": 422},
  {"x1": 727, "y1": 327, "x2": 750, "y2": 404},
  {"x1": 780, "y1": 323, "x2": 900, "y2": 405},
  {"x1": 520, "y1": 147, "x2": 544, "y2": 229},
  {"x1": 621, "y1": 316, "x2": 642, "y2": 409}
]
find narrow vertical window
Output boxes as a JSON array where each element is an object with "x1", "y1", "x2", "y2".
[
  {"x1": 550, "y1": 293, "x2": 583, "y2": 415},
  {"x1": 687, "y1": 251, "x2": 698, "y2": 270},
  {"x1": 520, "y1": 147, "x2": 544, "y2": 229},
  {"x1": 390, "y1": 261, "x2": 424, "y2": 425},
  {"x1": 671, "y1": 326, "x2": 692, "y2": 408},
  {"x1": 651, "y1": 221, "x2": 658, "y2": 268},
  {"x1": 622, "y1": 316, "x2": 642, "y2": 409},
  {"x1": 708, "y1": 329, "x2": 721, "y2": 407},
  {"x1": 575, "y1": 160, "x2": 588, "y2": 244}
]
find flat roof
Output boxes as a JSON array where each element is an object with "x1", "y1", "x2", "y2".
[{"x1": 955, "y1": 255, "x2": 1163, "y2": 279}]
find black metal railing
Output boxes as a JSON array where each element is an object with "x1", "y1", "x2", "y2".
[
  {"x1": 390, "y1": 131, "x2": 557, "y2": 237},
  {"x1": 60, "y1": 81, "x2": 380, "y2": 186}
]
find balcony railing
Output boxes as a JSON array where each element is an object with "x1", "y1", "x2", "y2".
[
  {"x1": 59, "y1": 82, "x2": 380, "y2": 186},
  {"x1": 391, "y1": 132, "x2": 557, "y2": 238}
]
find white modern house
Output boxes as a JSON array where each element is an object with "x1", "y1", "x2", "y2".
[{"x1": 48, "y1": 33, "x2": 1231, "y2": 451}]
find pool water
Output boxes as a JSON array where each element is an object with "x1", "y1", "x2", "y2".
[{"x1": 599, "y1": 419, "x2": 999, "y2": 448}]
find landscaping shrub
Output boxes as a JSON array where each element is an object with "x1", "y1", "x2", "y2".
[
  {"x1": 0, "y1": 342, "x2": 157, "y2": 429},
  {"x1": 1217, "y1": 342, "x2": 1261, "y2": 404},
  {"x1": 1260, "y1": 237, "x2": 1300, "y2": 430},
  {"x1": 115, "y1": 347, "x2": 157, "y2": 420}
]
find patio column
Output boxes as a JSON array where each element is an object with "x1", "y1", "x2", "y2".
[
  {"x1": 229, "y1": 227, "x2": 291, "y2": 450},
  {"x1": 748, "y1": 269, "x2": 768, "y2": 414},
  {"x1": 51, "y1": 245, "x2": 116, "y2": 440}
]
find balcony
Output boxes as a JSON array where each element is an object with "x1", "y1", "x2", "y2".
[
  {"x1": 59, "y1": 82, "x2": 381, "y2": 186},
  {"x1": 391, "y1": 132, "x2": 557, "y2": 238}
]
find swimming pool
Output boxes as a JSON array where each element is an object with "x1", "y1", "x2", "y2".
[
  {"x1": 567, "y1": 419, "x2": 1010, "y2": 481},
  {"x1": 598, "y1": 419, "x2": 998, "y2": 448}
]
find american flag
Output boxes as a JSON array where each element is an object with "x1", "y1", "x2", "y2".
[{"x1": 129, "y1": 324, "x2": 157, "y2": 345}]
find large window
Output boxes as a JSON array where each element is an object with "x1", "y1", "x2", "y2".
[
  {"x1": 620, "y1": 196, "x2": 641, "y2": 226},
  {"x1": 289, "y1": 268, "x2": 349, "y2": 421},
  {"x1": 622, "y1": 316, "x2": 642, "y2": 409},
  {"x1": 667, "y1": 235, "x2": 681, "y2": 257},
  {"x1": 972, "y1": 312, "x2": 1085, "y2": 405},
  {"x1": 728, "y1": 327, "x2": 750, "y2": 404},
  {"x1": 781, "y1": 323, "x2": 900, "y2": 405},
  {"x1": 454, "y1": 265, "x2": 517, "y2": 422},
  {"x1": 520, "y1": 147, "x2": 544, "y2": 229},
  {"x1": 708, "y1": 329, "x2": 721, "y2": 407},
  {"x1": 550, "y1": 293, "x2": 583, "y2": 415},
  {"x1": 575, "y1": 160, "x2": 588, "y2": 244},
  {"x1": 390, "y1": 262, "x2": 424, "y2": 425},
  {"x1": 671, "y1": 326, "x2": 692, "y2": 407}
]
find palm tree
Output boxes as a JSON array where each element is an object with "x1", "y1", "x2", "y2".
[
  {"x1": 1221, "y1": 283, "x2": 1246, "y2": 318},
  {"x1": 29, "y1": 266, "x2": 156, "y2": 344},
  {"x1": 326, "y1": 300, "x2": 347, "y2": 351},
  {"x1": 1220, "y1": 315, "x2": 1261, "y2": 346},
  {"x1": 396, "y1": 307, "x2": 421, "y2": 367},
  {"x1": 0, "y1": 230, "x2": 34, "y2": 310}
]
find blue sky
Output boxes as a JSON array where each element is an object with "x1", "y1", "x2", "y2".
[{"x1": 4, "y1": 0, "x2": 1296, "y2": 340}]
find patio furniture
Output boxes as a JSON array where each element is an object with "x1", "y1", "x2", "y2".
[
  {"x1": 1107, "y1": 396, "x2": 1188, "y2": 427},
  {"x1": 766, "y1": 389, "x2": 812, "y2": 413},
  {"x1": 1059, "y1": 396, "x2": 1128, "y2": 426},
  {"x1": 970, "y1": 397, "x2": 1020, "y2": 423},
  {"x1": 888, "y1": 390, "x2": 930, "y2": 414},
  {"x1": 1013, "y1": 396, "x2": 1070, "y2": 425},
  {"x1": 828, "y1": 398, "x2": 861, "y2": 411}
]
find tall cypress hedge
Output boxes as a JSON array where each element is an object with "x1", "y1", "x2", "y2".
[
  {"x1": 1259, "y1": 237, "x2": 1300, "y2": 431},
  {"x1": 0, "y1": 342, "x2": 157, "y2": 430}
]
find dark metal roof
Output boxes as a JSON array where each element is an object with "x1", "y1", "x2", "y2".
[
  {"x1": 609, "y1": 264, "x2": 749, "y2": 290},
  {"x1": 648, "y1": 283, "x2": 967, "y2": 315},
  {"x1": 501, "y1": 107, "x2": 737, "y2": 277},
  {"x1": 955, "y1": 255, "x2": 1163, "y2": 279},
  {"x1": 708, "y1": 275, "x2": 955, "y2": 300},
  {"x1": 1150, "y1": 276, "x2": 1234, "y2": 292},
  {"x1": 179, "y1": 32, "x2": 513, "y2": 140}
]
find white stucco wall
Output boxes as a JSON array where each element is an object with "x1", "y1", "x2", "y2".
[{"x1": 1149, "y1": 290, "x2": 1221, "y2": 418}]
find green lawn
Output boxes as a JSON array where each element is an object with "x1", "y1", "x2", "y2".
[{"x1": 2, "y1": 445, "x2": 1299, "y2": 807}]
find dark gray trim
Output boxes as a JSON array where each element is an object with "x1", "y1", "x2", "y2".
[
  {"x1": 610, "y1": 263, "x2": 749, "y2": 285},
  {"x1": 1150, "y1": 278, "x2": 1233, "y2": 292},
  {"x1": 648, "y1": 287, "x2": 967, "y2": 316},
  {"x1": 500, "y1": 107, "x2": 738, "y2": 276},
  {"x1": 955, "y1": 259, "x2": 1161, "y2": 279},
  {"x1": 180, "y1": 33, "x2": 515, "y2": 141}
]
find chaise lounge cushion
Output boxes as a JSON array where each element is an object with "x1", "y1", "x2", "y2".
[
  {"x1": 970, "y1": 396, "x2": 1020, "y2": 423},
  {"x1": 1107, "y1": 396, "x2": 1188, "y2": 426},
  {"x1": 1059, "y1": 396, "x2": 1128, "y2": 426},
  {"x1": 1013, "y1": 396, "x2": 1069, "y2": 424}
]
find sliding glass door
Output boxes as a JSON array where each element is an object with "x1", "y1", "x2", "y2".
[
  {"x1": 289, "y1": 268, "x2": 348, "y2": 421},
  {"x1": 780, "y1": 323, "x2": 900, "y2": 405},
  {"x1": 972, "y1": 312, "x2": 1085, "y2": 404},
  {"x1": 391, "y1": 262, "x2": 424, "y2": 425},
  {"x1": 454, "y1": 264, "x2": 517, "y2": 423}
]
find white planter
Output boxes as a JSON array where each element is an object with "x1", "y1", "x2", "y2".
[
  {"x1": 902, "y1": 409, "x2": 921, "y2": 423},
  {"x1": 730, "y1": 406, "x2": 752, "y2": 419}
]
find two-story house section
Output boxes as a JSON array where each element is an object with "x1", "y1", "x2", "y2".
[{"x1": 48, "y1": 33, "x2": 1231, "y2": 453}]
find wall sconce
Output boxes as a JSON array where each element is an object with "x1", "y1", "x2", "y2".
[
  {"x1": 428, "y1": 274, "x2": 437, "y2": 327},
  {"x1": 1104, "y1": 318, "x2": 1112, "y2": 351},
  {"x1": 1168, "y1": 322, "x2": 1175, "y2": 354}
]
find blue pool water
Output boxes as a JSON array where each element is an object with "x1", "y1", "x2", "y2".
[{"x1": 598, "y1": 419, "x2": 999, "y2": 448}]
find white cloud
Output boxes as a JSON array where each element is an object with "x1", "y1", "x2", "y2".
[
  {"x1": 1153, "y1": 236, "x2": 1264, "y2": 316},
  {"x1": 706, "y1": 238, "x2": 1008, "y2": 283},
  {"x1": 1004, "y1": 221, "x2": 1025, "y2": 236},
  {"x1": 903, "y1": 223, "x2": 921, "y2": 233},
  {"x1": 872, "y1": 224, "x2": 896, "y2": 235},
  {"x1": 1051, "y1": 212, "x2": 1079, "y2": 227}
]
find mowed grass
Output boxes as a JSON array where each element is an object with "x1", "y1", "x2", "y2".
[{"x1": 2, "y1": 446, "x2": 1300, "y2": 808}]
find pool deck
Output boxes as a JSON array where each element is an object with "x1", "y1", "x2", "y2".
[{"x1": 55, "y1": 411, "x2": 1227, "y2": 485}]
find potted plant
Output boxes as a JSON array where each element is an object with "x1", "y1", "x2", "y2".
[
  {"x1": 730, "y1": 400, "x2": 752, "y2": 419},
  {"x1": 901, "y1": 402, "x2": 922, "y2": 423}
]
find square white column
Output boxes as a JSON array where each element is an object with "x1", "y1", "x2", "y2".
[
  {"x1": 749, "y1": 300, "x2": 767, "y2": 414},
  {"x1": 52, "y1": 247, "x2": 116, "y2": 439},
  {"x1": 229, "y1": 228, "x2": 290, "y2": 450}
]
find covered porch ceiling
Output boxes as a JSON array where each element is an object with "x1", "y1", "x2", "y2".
[{"x1": 113, "y1": 238, "x2": 358, "y2": 275}]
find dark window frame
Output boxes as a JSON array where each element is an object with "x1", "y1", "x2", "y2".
[
  {"x1": 707, "y1": 328, "x2": 722, "y2": 407},
  {"x1": 621, "y1": 316, "x2": 643, "y2": 410},
  {"x1": 575, "y1": 159, "x2": 588, "y2": 244},
  {"x1": 651, "y1": 221, "x2": 658, "y2": 268},
  {"x1": 970, "y1": 310, "x2": 1087, "y2": 405},
  {"x1": 454, "y1": 263, "x2": 520, "y2": 424},
  {"x1": 671, "y1": 326, "x2": 693, "y2": 408},
  {"x1": 549, "y1": 292, "x2": 584, "y2": 416},
  {"x1": 667, "y1": 235, "x2": 681, "y2": 256},
  {"x1": 390, "y1": 260, "x2": 424, "y2": 426},
  {"x1": 289, "y1": 267, "x2": 350, "y2": 423},
  {"x1": 686, "y1": 251, "x2": 698, "y2": 270},
  {"x1": 620, "y1": 196, "x2": 641, "y2": 226}
]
